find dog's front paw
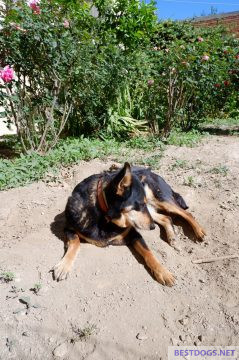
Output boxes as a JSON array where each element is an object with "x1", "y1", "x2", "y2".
[
  {"x1": 152, "y1": 265, "x2": 175, "y2": 286},
  {"x1": 53, "y1": 259, "x2": 72, "y2": 281},
  {"x1": 195, "y1": 228, "x2": 206, "y2": 242}
]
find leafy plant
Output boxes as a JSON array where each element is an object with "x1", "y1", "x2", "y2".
[
  {"x1": 0, "y1": 271, "x2": 15, "y2": 283},
  {"x1": 184, "y1": 176, "x2": 195, "y2": 187},
  {"x1": 171, "y1": 159, "x2": 187, "y2": 170},
  {"x1": 209, "y1": 165, "x2": 229, "y2": 176},
  {"x1": 30, "y1": 283, "x2": 42, "y2": 295}
]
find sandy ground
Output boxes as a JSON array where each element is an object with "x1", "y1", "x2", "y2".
[{"x1": 0, "y1": 135, "x2": 239, "y2": 360}]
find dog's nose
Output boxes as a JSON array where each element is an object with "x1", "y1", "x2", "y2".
[{"x1": 150, "y1": 223, "x2": 155, "y2": 230}]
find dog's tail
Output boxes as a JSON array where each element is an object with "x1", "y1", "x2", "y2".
[{"x1": 173, "y1": 191, "x2": 189, "y2": 210}]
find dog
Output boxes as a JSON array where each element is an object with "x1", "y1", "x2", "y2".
[{"x1": 53, "y1": 163, "x2": 206, "y2": 286}]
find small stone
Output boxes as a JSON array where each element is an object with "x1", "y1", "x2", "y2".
[
  {"x1": 136, "y1": 333, "x2": 148, "y2": 341},
  {"x1": 171, "y1": 338, "x2": 179, "y2": 346},
  {"x1": 179, "y1": 317, "x2": 189, "y2": 326},
  {"x1": 198, "y1": 335, "x2": 202, "y2": 342},
  {"x1": 199, "y1": 279, "x2": 205, "y2": 283},
  {"x1": 13, "y1": 308, "x2": 26, "y2": 315},
  {"x1": 53, "y1": 343, "x2": 68, "y2": 358},
  {"x1": 22, "y1": 332, "x2": 28, "y2": 336},
  {"x1": 19, "y1": 296, "x2": 31, "y2": 306},
  {"x1": 179, "y1": 334, "x2": 185, "y2": 341},
  {"x1": 6, "y1": 338, "x2": 15, "y2": 352}
]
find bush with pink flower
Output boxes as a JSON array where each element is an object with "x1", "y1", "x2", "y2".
[{"x1": 0, "y1": 66, "x2": 15, "y2": 83}]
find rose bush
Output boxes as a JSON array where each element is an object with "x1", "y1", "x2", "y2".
[{"x1": 0, "y1": 1, "x2": 238, "y2": 150}]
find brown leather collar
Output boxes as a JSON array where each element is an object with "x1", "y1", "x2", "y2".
[{"x1": 97, "y1": 177, "x2": 108, "y2": 213}]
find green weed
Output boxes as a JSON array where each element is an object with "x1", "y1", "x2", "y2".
[
  {"x1": 165, "y1": 130, "x2": 207, "y2": 147},
  {"x1": 71, "y1": 323, "x2": 97, "y2": 343},
  {"x1": 184, "y1": 176, "x2": 195, "y2": 187},
  {"x1": 0, "y1": 271, "x2": 15, "y2": 283},
  {"x1": 0, "y1": 136, "x2": 165, "y2": 190},
  {"x1": 171, "y1": 159, "x2": 187, "y2": 170},
  {"x1": 30, "y1": 283, "x2": 42, "y2": 295},
  {"x1": 136, "y1": 154, "x2": 162, "y2": 168},
  {"x1": 209, "y1": 165, "x2": 229, "y2": 176}
]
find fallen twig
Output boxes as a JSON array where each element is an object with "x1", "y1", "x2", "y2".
[{"x1": 192, "y1": 255, "x2": 239, "y2": 264}]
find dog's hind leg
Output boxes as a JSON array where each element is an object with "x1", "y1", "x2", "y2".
[
  {"x1": 53, "y1": 230, "x2": 81, "y2": 281},
  {"x1": 129, "y1": 229, "x2": 175, "y2": 286},
  {"x1": 147, "y1": 205, "x2": 177, "y2": 247},
  {"x1": 158, "y1": 202, "x2": 206, "y2": 241}
]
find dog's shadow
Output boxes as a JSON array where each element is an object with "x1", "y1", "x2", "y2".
[{"x1": 50, "y1": 211, "x2": 66, "y2": 244}]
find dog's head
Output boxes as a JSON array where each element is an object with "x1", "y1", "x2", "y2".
[{"x1": 105, "y1": 162, "x2": 155, "y2": 231}]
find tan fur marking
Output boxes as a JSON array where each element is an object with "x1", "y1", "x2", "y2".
[
  {"x1": 144, "y1": 184, "x2": 205, "y2": 240},
  {"x1": 133, "y1": 239, "x2": 175, "y2": 286},
  {"x1": 158, "y1": 201, "x2": 206, "y2": 240},
  {"x1": 116, "y1": 164, "x2": 132, "y2": 196},
  {"x1": 53, "y1": 234, "x2": 81, "y2": 280},
  {"x1": 149, "y1": 208, "x2": 176, "y2": 243}
]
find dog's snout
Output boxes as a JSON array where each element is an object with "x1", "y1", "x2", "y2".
[{"x1": 150, "y1": 223, "x2": 155, "y2": 230}]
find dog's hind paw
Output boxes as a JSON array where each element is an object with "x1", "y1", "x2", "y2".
[
  {"x1": 53, "y1": 259, "x2": 72, "y2": 281},
  {"x1": 152, "y1": 265, "x2": 175, "y2": 287}
]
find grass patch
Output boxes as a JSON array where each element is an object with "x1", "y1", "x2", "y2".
[
  {"x1": 0, "y1": 136, "x2": 164, "y2": 190},
  {"x1": 165, "y1": 129, "x2": 207, "y2": 147},
  {"x1": 71, "y1": 323, "x2": 98, "y2": 343},
  {"x1": 30, "y1": 283, "x2": 42, "y2": 295},
  {"x1": 171, "y1": 159, "x2": 187, "y2": 170},
  {"x1": 0, "y1": 271, "x2": 15, "y2": 283},
  {"x1": 204, "y1": 117, "x2": 239, "y2": 127},
  {"x1": 183, "y1": 176, "x2": 195, "y2": 187},
  {"x1": 209, "y1": 165, "x2": 229, "y2": 176},
  {"x1": 0, "y1": 130, "x2": 206, "y2": 191}
]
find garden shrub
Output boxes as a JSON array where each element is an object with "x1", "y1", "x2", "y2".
[{"x1": 0, "y1": 1, "x2": 238, "y2": 153}]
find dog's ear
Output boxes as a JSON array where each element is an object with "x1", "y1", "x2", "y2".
[{"x1": 116, "y1": 162, "x2": 132, "y2": 196}]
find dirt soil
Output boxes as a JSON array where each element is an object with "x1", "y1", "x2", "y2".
[{"x1": 0, "y1": 135, "x2": 239, "y2": 360}]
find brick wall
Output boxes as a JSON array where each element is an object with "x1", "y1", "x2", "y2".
[{"x1": 192, "y1": 11, "x2": 239, "y2": 36}]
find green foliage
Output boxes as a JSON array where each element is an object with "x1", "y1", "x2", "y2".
[
  {"x1": 0, "y1": 0, "x2": 157, "y2": 151},
  {"x1": 165, "y1": 129, "x2": 207, "y2": 147},
  {"x1": 31, "y1": 283, "x2": 42, "y2": 294},
  {"x1": 171, "y1": 159, "x2": 187, "y2": 170},
  {"x1": 0, "y1": 136, "x2": 161, "y2": 190},
  {"x1": 0, "y1": 1, "x2": 238, "y2": 152},
  {"x1": 209, "y1": 165, "x2": 229, "y2": 176},
  {"x1": 0, "y1": 271, "x2": 15, "y2": 283},
  {"x1": 184, "y1": 175, "x2": 195, "y2": 187}
]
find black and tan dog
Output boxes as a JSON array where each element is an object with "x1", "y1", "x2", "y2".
[{"x1": 53, "y1": 163, "x2": 206, "y2": 286}]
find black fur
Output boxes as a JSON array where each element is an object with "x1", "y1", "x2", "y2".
[{"x1": 65, "y1": 165, "x2": 188, "y2": 246}]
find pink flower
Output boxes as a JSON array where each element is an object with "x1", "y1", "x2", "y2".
[
  {"x1": 224, "y1": 80, "x2": 230, "y2": 86},
  {"x1": 201, "y1": 55, "x2": 209, "y2": 61},
  {"x1": 27, "y1": 0, "x2": 40, "y2": 6},
  {"x1": 197, "y1": 37, "x2": 204, "y2": 42},
  {"x1": 214, "y1": 83, "x2": 221, "y2": 88},
  {"x1": 0, "y1": 65, "x2": 15, "y2": 83},
  {"x1": 63, "y1": 19, "x2": 70, "y2": 28},
  {"x1": 27, "y1": 0, "x2": 41, "y2": 14},
  {"x1": 147, "y1": 79, "x2": 154, "y2": 87},
  {"x1": 235, "y1": 54, "x2": 239, "y2": 60}
]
